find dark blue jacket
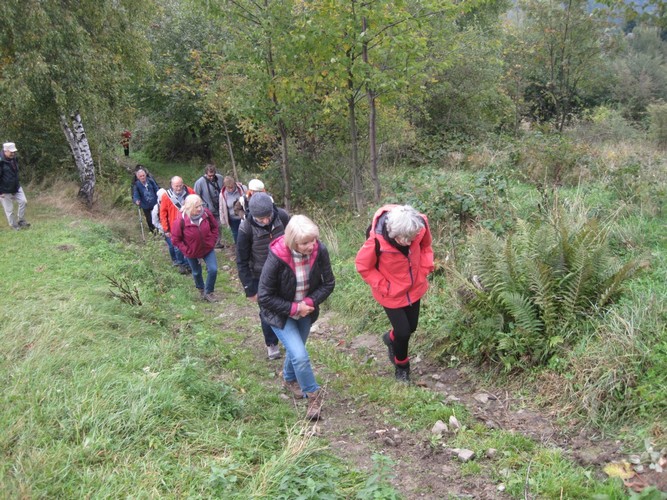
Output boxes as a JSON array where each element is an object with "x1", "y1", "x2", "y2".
[
  {"x1": 133, "y1": 177, "x2": 160, "y2": 209},
  {"x1": 0, "y1": 153, "x2": 20, "y2": 195}
]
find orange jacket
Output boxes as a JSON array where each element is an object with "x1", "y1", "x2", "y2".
[
  {"x1": 159, "y1": 186, "x2": 195, "y2": 234},
  {"x1": 355, "y1": 205, "x2": 434, "y2": 309}
]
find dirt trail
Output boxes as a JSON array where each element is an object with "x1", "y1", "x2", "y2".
[{"x1": 214, "y1": 247, "x2": 628, "y2": 499}]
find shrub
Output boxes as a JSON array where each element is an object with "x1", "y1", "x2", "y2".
[
  {"x1": 444, "y1": 196, "x2": 643, "y2": 371},
  {"x1": 648, "y1": 102, "x2": 667, "y2": 149}
]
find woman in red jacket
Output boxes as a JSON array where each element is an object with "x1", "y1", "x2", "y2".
[
  {"x1": 172, "y1": 195, "x2": 220, "y2": 302},
  {"x1": 355, "y1": 205, "x2": 434, "y2": 382}
]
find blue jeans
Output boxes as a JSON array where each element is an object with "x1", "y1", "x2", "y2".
[
  {"x1": 230, "y1": 218, "x2": 241, "y2": 243},
  {"x1": 272, "y1": 316, "x2": 318, "y2": 394},
  {"x1": 186, "y1": 249, "x2": 218, "y2": 294},
  {"x1": 164, "y1": 236, "x2": 178, "y2": 264},
  {"x1": 166, "y1": 236, "x2": 189, "y2": 267}
]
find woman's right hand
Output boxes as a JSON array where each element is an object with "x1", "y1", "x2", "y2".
[{"x1": 296, "y1": 301, "x2": 315, "y2": 317}]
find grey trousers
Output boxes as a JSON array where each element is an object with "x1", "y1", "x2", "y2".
[{"x1": 0, "y1": 187, "x2": 27, "y2": 227}]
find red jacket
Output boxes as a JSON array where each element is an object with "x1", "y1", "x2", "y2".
[
  {"x1": 171, "y1": 208, "x2": 219, "y2": 259},
  {"x1": 355, "y1": 205, "x2": 434, "y2": 309},
  {"x1": 159, "y1": 186, "x2": 195, "y2": 234}
]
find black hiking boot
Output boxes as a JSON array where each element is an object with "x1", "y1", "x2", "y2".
[
  {"x1": 395, "y1": 362, "x2": 410, "y2": 383},
  {"x1": 382, "y1": 331, "x2": 395, "y2": 365}
]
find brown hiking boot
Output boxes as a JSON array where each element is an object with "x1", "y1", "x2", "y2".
[
  {"x1": 282, "y1": 377, "x2": 304, "y2": 398},
  {"x1": 305, "y1": 390, "x2": 324, "y2": 421}
]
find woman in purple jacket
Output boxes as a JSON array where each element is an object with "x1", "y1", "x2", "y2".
[{"x1": 171, "y1": 195, "x2": 220, "y2": 302}]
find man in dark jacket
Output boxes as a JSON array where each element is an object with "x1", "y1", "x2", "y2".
[
  {"x1": 194, "y1": 164, "x2": 225, "y2": 248},
  {"x1": 0, "y1": 142, "x2": 30, "y2": 230},
  {"x1": 236, "y1": 192, "x2": 290, "y2": 359}
]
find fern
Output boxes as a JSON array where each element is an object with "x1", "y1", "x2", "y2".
[{"x1": 450, "y1": 196, "x2": 642, "y2": 372}]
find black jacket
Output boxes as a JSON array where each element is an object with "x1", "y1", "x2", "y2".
[
  {"x1": 0, "y1": 153, "x2": 20, "y2": 195},
  {"x1": 258, "y1": 238, "x2": 335, "y2": 329},
  {"x1": 236, "y1": 207, "x2": 290, "y2": 296}
]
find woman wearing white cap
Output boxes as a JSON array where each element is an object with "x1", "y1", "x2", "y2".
[{"x1": 0, "y1": 142, "x2": 30, "y2": 230}]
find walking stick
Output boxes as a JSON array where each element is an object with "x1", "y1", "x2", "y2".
[{"x1": 137, "y1": 206, "x2": 146, "y2": 242}]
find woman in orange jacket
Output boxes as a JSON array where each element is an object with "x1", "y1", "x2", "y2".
[{"x1": 355, "y1": 205, "x2": 434, "y2": 382}]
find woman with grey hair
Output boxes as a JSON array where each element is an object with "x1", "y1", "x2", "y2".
[
  {"x1": 172, "y1": 195, "x2": 220, "y2": 302},
  {"x1": 258, "y1": 215, "x2": 335, "y2": 420},
  {"x1": 355, "y1": 205, "x2": 434, "y2": 382}
]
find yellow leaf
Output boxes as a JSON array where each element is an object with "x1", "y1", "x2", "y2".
[{"x1": 603, "y1": 461, "x2": 635, "y2": 480}]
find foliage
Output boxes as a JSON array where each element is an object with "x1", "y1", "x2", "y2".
[
  {"x1": 514, "y1": 132, "x2": 591, "y2": 187},
  {"x1": 445, "y1": 196, "x2": 643, "y2": 371},
  {"x1": 507, "y1": 0, "x2": 610, "y2": 130},
  {"x1": 609, "y1": 26, "x2": 667, "y2": 121},
  {"x1": 648, "y1": 101, "x2": 667, "y2": 149},
  {"x1": 0, "y1": 0, "x2": 155, "y2": 174}
]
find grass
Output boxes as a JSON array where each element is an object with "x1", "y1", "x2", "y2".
[
  {"x1": 2, "y1": 132, "x2": 665, "y2": 497},
  {"x1": 0, "y1": 200, "x2": 396, "y2": 498}
]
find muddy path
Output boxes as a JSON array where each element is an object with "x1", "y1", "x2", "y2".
[{"x1": 214, "y1": 246, "x2": 635, "y2": 499}]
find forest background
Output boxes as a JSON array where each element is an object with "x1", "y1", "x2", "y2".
[{"x1": 1, "y1": 0, "x2": 666, "y2": 497}]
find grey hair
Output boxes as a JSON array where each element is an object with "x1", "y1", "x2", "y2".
[
  {"x1": 182, "y1": 194, "x2": 203, "y2": 217},
  {"x1": 386, "y1": 205, "x2": 424, "y2": 240},
  {"x1": 284, "y1": 214, "x2": 319, "y2": 250}
]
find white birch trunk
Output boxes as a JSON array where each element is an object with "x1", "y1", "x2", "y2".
[{"x1": 61, "y1": 112, "x2": 96, "y2": 206}]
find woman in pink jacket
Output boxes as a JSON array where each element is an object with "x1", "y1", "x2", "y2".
[
  {"x1": 172, "y1": 195, "x2": 220, "y2": 302},
  {"x1": 355, "y1": 205, "x2": 434, "y2": 382}
]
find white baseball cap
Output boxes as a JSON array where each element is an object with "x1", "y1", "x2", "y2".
[{"x1": 3, "y1": 142, "x2": 17, "y2": 152}]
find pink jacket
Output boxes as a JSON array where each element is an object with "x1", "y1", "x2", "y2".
[{"x1": 355, "y1": 205, "x2": 434, "y2": 308}]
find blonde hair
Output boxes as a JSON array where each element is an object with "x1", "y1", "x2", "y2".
[
  {"x1": 284, "y1": 215, "x2": 319, "y2": 250},
  {"x1": 182, "y1": 194, "x2": 203, "y2": 217}
]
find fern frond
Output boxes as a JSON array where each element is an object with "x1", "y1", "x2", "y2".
[{"x1": 498, "y1": 291, "x2": 544, "y2": 335}]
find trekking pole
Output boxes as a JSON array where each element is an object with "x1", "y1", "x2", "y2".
[{"x1": 137, "y1": 206, "x2": 146, "y2": 242}]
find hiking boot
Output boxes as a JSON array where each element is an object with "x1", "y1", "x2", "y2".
[
  {"x1": 395, "y1": 362, "x2": 410, "y2": 384},
  {"x1": 17, "y1": 220, "x2": 30, "y2": 228},
  {"x1": 282, "y1": 377, "x2": 304, "y2": 398},
  {"x1": 305, "y1": 390, "x2": 324, "y2": 421},
  {"x1": 178, "y1": 265, "x2": 189, "y2": 275},
  {"x1": 267, "y1": 344, "x2": 281, "y2": 360},
  {"x1": 382, "y1": 331, "x2": 396, "y2": 365},
  {"x1": 198, "y1": 289, "x2": 205, "y2": 297},
  {"x1": 202, "y1": 292, "x2": 219, "y2": 303},
  {"x1": 10, "y1": 224, "x2": 20, "y2": 231}
]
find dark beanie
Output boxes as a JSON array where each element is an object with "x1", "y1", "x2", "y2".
[{"x1": 249, "y1": 192, "x2": 274, "y2": 218}]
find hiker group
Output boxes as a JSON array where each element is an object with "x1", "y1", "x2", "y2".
[{"x1": 133, "y1": 162, "x2": 434, "y2": 421}]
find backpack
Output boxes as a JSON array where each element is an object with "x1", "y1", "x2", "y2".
[{"x1": 365, "y1": 223, "x2": 381, "y2": 270}]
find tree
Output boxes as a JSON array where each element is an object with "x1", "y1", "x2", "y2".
[
  {"x1": 0, "y1": 0, "x2": 154, "y2": 202},
  {"x1": 510, "y1": 0, "x2": 607, "y2": 130}
]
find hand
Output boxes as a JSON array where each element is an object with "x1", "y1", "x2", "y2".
[
  {"x1": 135, "y1": 200, "x2": 140, "y2": 205},
  {"x1": 247, "y1": 295, "x2": 258, "y2": 303},
  {"x1": 165, "y1": 232, "x2": 171, "y2": 238},
  {"x1": 297, "y1": 301, "x2": 315, "y2": 317}
]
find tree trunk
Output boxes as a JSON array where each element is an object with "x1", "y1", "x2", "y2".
[
  {"x1": 348, "y1": 94, "x2": 364, "y2": 212},
  {"x1": 277, "y1": 119, "x2": 291, "y2": 212},
  {"x1": 61, "y1": 112, "x2": 96, "y2": 207},
  {"x1": 222, "y1": 120, "x2": 238, "y2": 180},
  {"x1": 362, "y1": 16, "x2": 381, "y2": 203}
]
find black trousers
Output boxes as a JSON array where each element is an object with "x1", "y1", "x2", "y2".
[
  {"x1": 141, "y1": 208, "x2": 155, "y2": 233},
  {"x1": 383, "y1": 300, "x2": 421, "y2": 363}
]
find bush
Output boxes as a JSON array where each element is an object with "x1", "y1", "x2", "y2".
[
  {"x1": 443, "y1": 196, "x2": 643, "y2": 371},
  {"x1": 648, "y1": 102, "x2": 667, "y2": 149}
]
